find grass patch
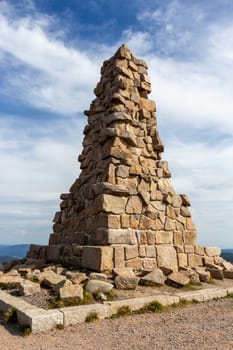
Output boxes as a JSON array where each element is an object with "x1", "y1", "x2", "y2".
[
  {"x1": 85, "y1": 311, "x2": 99, "y2": 323},
  {"x1": 135, "y1": 300, "x2": 164, "y2": 314},
  {"x1": 4, "y1": 307, "x2": 17, "y2": 323},
  {"x1": 182, "y1": 282, "x2": 202, "y2": 291},
  {"x1": 0, "y1": 284, "x2": 7, "y2": 290},
  {"x1": 208, "y1": 278, "x2": 215, "y2": 285},
  {"x1": 21, "y1": 326, "x2": 32, "y2": 336},
  {"x1": 111, "y1": 306, "x2": 132, "y2": 319},
  {"x1": 225, "y1": 293, "x2": 233, "y2": 299},
  {"x1": 29, "y1": 276, "x2": 39, "y2": 283},
  {"x1": 48, "y1": 291, "x2": 94, "y2": 309}
]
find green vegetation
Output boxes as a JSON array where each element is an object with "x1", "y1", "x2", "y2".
[
  {"x1": 0, "y1": 284, "x2": 7, "y2": 290},
  {"x1": 85, "y1": 311, "x2": 99, "y2": 323},
  {"x1": 48, "y1": 291, "x2": 94, "y2": 309},
  {"x1": 4, "y1": 307, "x2": 17, "y2": 323},
  {"x1": 136, "y1": 300, "x2": 164, "y2": 314},
  {"x1": 22, "y1": 326, "x2": 32, "y2": 336},
  {"x1": 111, "y1": 305, "x2": 132, "y2": 318},
  {"x1": 29, "y1": 275, "x2": 39, "y2": 283},
  {"x1": 208, "y1": 277, "x2": 215, "y2": 285}
]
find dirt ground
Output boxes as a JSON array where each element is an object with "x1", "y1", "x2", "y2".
[{"x1": 0, "y1": 297, "x2": 233, "y2": 350}]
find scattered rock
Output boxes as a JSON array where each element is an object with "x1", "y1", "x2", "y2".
[
  {"x1": 223, "y1": 270, "x2": 233, "y2": 279},
  {"x1": 194, "y1": 267, "x2": 211, "y2": 283},
  {"x1": 180, "y1": 268, "x2": 200, "y2": 284},
  {"x1": 18, "y1": 280, "x2": 41, "y2": 296},
  {"x1": 54, "y1": 279, "x2": 83, "y2": 299},
  {"x1": 140, "y1": 268, "x2": 166, "y2": 286},
  {"x1": 206, "y1": 267, "x2": 224, "y2": 280},
  {"x1": 114, "y1": 276, "x2": 139, "y2": 290},
  {"x1": 85, "y1": 280, "x2": 113, "y2": 294},
  {"x1": 39, "y1": 271, "x2": 66, "y2": 288},
  {"x1": 66, "y1": 272, "x2": 88, "y2": 284},
  {"x1": 221, "y1": 261, "x2": 233, "y2": 271},
  {"x1": 167, "y1": 271, "x2": 190, "y2": 287},
  {"x1": 0, "y1": 275, "x2": 23, "y2": 289},
  {"x1": 95, "y1": 292, "x2": 107, "y2": 302}
]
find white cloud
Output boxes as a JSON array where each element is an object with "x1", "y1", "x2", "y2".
[
  {"x1": 0, "y1": 2, "x2": 100, "y2": 114},
  {"x1": 0, "y1": 115, "x2": 85, "y2": 201}
]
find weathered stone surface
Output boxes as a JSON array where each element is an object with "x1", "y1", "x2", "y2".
[
  {"x1": 140, "y1": 268, "x2": 165, "y2": 286},
  {"x1": 85, "y1": 280, "x2": 113, "y2": 294},
  {"x1": 18, "y1": 280, "x2": 41, "y2": 296},
  {"x1": 113, "y1": 267, "x2": 135, "y2": 277},
  {"x1": 156, "y1": 245, "x2": 178, "y2": 273},
  {"x1": 188, "y1": 254, "x2": 203, "y2": 267},
  {"x1": 81, "y1": 246, "x2": 113, "y2": 272},
  {"x1": 113, "y1": 246, "x2": 125, "y2": 268},
  {"x1": 194, "y1": 267, "x2": 211, "y2": 283},
  {"x1": 125, "y1": 258, "x2": 142, "y2": 269},
  {"x1": 178, "y1": 253, "x2": 188, "y2": 267},
  {"x1": 66, "y1": 272, "x2": 87, "y2": 284},
  {"x1": 41, "y1": 272, "x2": 66, "y2": 288},
  {"x1": 116, "y1": 165, "x2": 130, "y2": 178},
  {"x1": 167, "y1": 271, "x2": 190, "y2": 287},
  {"x1": 55, "y1": 279, "x2": 83, "y2": 299},
  {"x1": 206, "y1": 266, "x2": 224, "y2": 280},
  {"x1": 126, "y1": 196, "x2": 142, "y2": 214},
  {"x1": 125, "y1": 246, "x2": 138, "y2": 260},
  {"x1": 99, "y1": 194, "x2": 128, "y2": 214},
  {"x1": 221, "y1": 260, "x2": 233, "y2": 271},
  {"x1": 224, "y1": 270, "x2": 233, "y2": 279},
  {"x1": 205, "y1": 247, "x2": 221, "y2": 257},
  {"x1": 108, "y1": 229, "x2": 137, "y2": 245},
  {"x1": 0, "y1": 275, "x2": 23, "y2": 289},
  {"x1": 155, "y1": 230, "x2": 173, "y2": 244},
  {"x1": 89, "y1": 272, "x2": 107, "y2": 281},
  {"x1": 184, "y1": 231, "x2": 197, "y2": 245},
  {"x1": 142, "y1": 258, "x2": 157, "y2": 270},
  {"x1": 47, "y1": 245, "x2": 61, "y2": 261},
  {"x1": 114, "y1": 276, "x2": 139, "y2": 290}
]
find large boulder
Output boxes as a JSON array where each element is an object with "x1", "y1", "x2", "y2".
[
  {"x1": 140, "y1": 268, "x2": 166, "y2": 286},
  {"x1": 39, "y1": 271, "x2": 66, "y2": 288},
  {"x1": 113, "y1": 267, "x2": 138, "y2": 290},
  {"x1": 85, "y1": 280, "x2": 113, "y2": 294},
  {"x1": 18, "y1": 280, "x2": 41, "y2": 296},
  {"x1": 167, "y1": 271, "x2": 190, "y2": 287},
  {"x1": 54, "y1": 279, "x2": 83, "y2": 299}
]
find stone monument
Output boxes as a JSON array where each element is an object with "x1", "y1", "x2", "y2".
[{"x1": 27, "y1": 45, "x2": 222, "y2": 272}]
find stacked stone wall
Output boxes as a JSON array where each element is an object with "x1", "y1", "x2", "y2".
[{"x1": 27, "y1": 45, "x2": 223, "y2": 272}]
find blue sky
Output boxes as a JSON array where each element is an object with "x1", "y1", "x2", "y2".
[{"x1": 0, "y1": 0, "x2": 233, "y2": 248}]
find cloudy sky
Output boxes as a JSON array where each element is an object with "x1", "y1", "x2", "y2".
[{"x1": 0, "y1": 0, "x2": 233, "y2": 248}]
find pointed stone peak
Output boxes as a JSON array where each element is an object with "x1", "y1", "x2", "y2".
[
  {"x1": 114, "y1": 44, "x2": 133, "y2": 60},
  {"x1": 84, "y1": 45, "x2": 152, "y2": 119}
]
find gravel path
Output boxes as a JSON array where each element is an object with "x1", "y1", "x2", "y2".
[{"x1": 1, "y1": 298, "x2": 233, "y2": 350}]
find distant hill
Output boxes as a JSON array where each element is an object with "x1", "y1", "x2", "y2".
[
  {"x1": 0, "y1": 256, "x2": 17, "y2": 263},
  {"x1": 0, "y1": 244, "x2": 30, "y2": 262},
  {"x1": 221, "y1": 249, "x2": 233, "y2": 263}
]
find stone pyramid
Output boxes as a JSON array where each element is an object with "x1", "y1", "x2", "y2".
[{"x1": 28, "y1": 45, "x2": 222, "y2": 272}]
